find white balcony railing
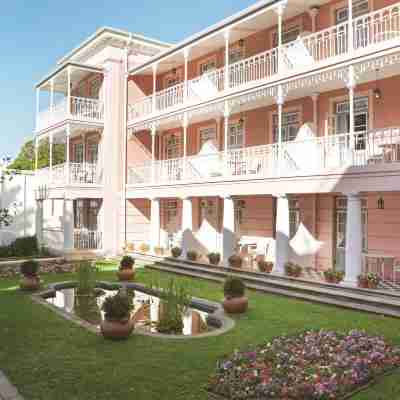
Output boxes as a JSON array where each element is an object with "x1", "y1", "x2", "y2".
[
  {"x1": 127, "y1": 3, "x2": 400, "y2": 123},
  {"x1": 37, "y1": 162, "x2": 102, "y2": 185},
  {"x1": 36, "y1": 96, "x2": 104, "y2": 132},
  {"x1": 74, "y1": 230, "x2": 102, "y2": 250},
  {"x1": 127, "y1": 127, "x2": 400, "y2": 186}
]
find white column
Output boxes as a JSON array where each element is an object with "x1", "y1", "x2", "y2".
[
  {"x1": 276, "y1": 85, "x2": 285, "y2": 175},
  {"x1": 183, "y1": 113, "x2": 189, "y2": 179},
  {"x1": 49, "y1": 133, "x2": 53, "y2": 182},
  {"x1": 273, "y1": 194, "x2": 290, "y2": 275},
  {"x1": 311, "y1": 93, "x2": 319, "y2": 129},
  {"x1": 66, "y1": 126, "x2": 71, "y2": 185},
  {"x1": 63, "y1": 198, "x2": 74, "y2": 251},
  {"x1": 35, "y1": 200, "x2": 44, "y2": 248},
  {"x1": 308, "y1": 7, "x2": 319, "y2": 33},
  {"x1": 184, "y1": 48, "x2": 190, "y2": 101},
  {"x1": 275, "y1": 2, "x2": 287, "y2": 74},
  {"x1": 223, "y1": 101, "x2": 230, "y2": 175},
  {"x1": 224, "y1": 30, "x2": 230, "y2": 90},
  {"x1": 152, "y1": 64, "x2": 158, "y2": 113},
  {"x1": 67, "y1": 67, "x2": 72, "y2": 117},
  {"x1": 150, "y1": 198, "x2": 161, "y2": 251},
  {"x1": 347, "y1": 66, "x2": 356, "y2": 152},
  {"x1": 348, "y1": 0, "x2": 354, "y2": 54},
  {"x1": 222, "y1": 195, "x2": 235, "y2": 264},
  {"x1": 82, "y1": 132, "x2": 86, "y2": 165},
  {"x1": 181, "y1": 197, "x2": 193, "y2": 257},
  {"x1": 343, "y1": 193, "x2": 363, "y2": 286},
  {"x1": 151, "y1": 125, "x2": 156, "y2": 183}
]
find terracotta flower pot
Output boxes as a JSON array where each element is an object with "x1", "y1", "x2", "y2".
[
  {"x1": 367, "y1": 281, "x2": 378, "y2": 289},
  {"x1": 117, "y1": 268, "x2": 135, "y2": 281},
  {"x1": 100, "y1": 318, "x2": 134, "y2": 340},
  {"x1": 20, "y1": 275, "x2": 41, "y2": 291},
  {"x1": 222, "y1": 296, "x2": 248, "y2": 314}
]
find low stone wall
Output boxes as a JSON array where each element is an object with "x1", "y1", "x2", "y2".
[{"x1": 0, "y1": 258, "x2": 75, "y2": 278}]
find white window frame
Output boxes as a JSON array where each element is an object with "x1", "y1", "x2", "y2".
[
  {"x1": 199, "y1": 58, "x2": 217, "y2": 75},
  {"x1": 273, "y1": 25, "x2": 301, "y2": 47},
  {"x1": 335, "y1": 0, "x2": 369, "y2": 24},
  {"x1": 228, "y1": 121, "x2": 245, "y2": 150},
  {"x1": 73, "y1": 143, "x2": 84, "y2": 163},
  {"x1": 273, "y1": 111, "x2": 301, "y2": 143},
  {"x1": 199, "y1": 126, "x2": 217, "y2": 148},
  {"x1": 289, "y1": 198, "x2": 300, "y2": 239}
]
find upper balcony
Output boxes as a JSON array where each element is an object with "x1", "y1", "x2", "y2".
[
  {"x1": 36, "y1": 63, "x2": 104, "y2": 134},
  {"x1": 127, "y1": 1, "x2": 400, "y2": 124}
]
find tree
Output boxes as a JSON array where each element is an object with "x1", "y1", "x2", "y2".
[
  {"x1": 0, "y1": 157, "x2": 16, "y2": 228},
  {"x1": 9, "y1": 138, "x2": 65, "y2": 171}
]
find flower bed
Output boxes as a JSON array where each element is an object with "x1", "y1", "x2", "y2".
[{"x1": 207, "y1": 330, "x2": 400, "y2": 399}]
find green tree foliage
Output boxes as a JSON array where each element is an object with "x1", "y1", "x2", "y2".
[{"x1": 9, "y1": 139, "x2": 65, "y2": 171}]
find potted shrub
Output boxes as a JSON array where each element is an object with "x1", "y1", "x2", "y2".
[
  {"x1": 138, "y1": 243, "x2": 150, "y2": 253},
  {"x1": 126, "y1": 242, "x2": 135, "y2": 252},
  {"x1": 228, "y1": 255, "x2": 243, "y2": 269},
  {"x1": 222, "y1": 276, "x2": 248, "y2": 314},
  {"x1": 207, "y1": 252, "x2": 221, "y2": 265},
  {"x1": 154, "y1": 246, "x2": 165, "y2": 256},
  {"x1": 19, "y1": 260, "x2": 41, "y2": 291},
  {"x1": 367, "y1": 272, "x2": 381, "y2": 289},
  {"x1": 186, "y1": 250, "x2": 198, "y2": 262},
  {"x1": 323, "y1": 269, "x2": 344, "y2": 284},
  {"x1": 358, "y1": 274, "x2": 369, "y2": 288},
  {"x1": 100, "y1": 292, "x2": 134, "y2": 340},
  {"x1": 285, "y1": 262, "x2": 302, "y2": 278},
  {"x1": 117, "y1": 256, "x2": 135, "y2": 281},
  {"x1": 257, "y1": 260, "x2": 273, "y2": 273},
  {"x1": 171, "y1": 247, "x2": 182, "y2": 258}
]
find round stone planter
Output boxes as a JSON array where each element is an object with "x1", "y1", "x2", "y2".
[
  {"x1": 100, "y1": 318, "x2": 134, "y2": 340},
  {"x1": 20, "y1": 276, "x2": 41, "y2": 291},
  {"x1": 116, "y1": 269, "x2": 135, "y2": 281},
  {"x1": 222, "y1": 296, "x2": 248, "y2": 314}
]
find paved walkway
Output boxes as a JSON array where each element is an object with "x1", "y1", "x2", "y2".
[{"x1": 0, "y1": 371, "x2": 23, "y2": 400}]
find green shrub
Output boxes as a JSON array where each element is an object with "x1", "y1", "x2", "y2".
[
  {"x1": 102, "y1": 292, "x2": 133, "y2": 321},
  {"x1": 207, "y1": 252, "x2": 221, "y2": 265},
  {"x1": 120, "y1": 256, "x2": 135, "y2": 270},
  {"x1": 223, "y1": 276, "x2": 246, "y2": 298},
  {"x1": 11, "y1": 236, "x2": 39, "y2": 257},
  {"x1": 285, "y1": 262, "x2": 302, "y2": 277},
  {"x1": 20, "y1": 260, "x2": 39, "y2": 277},
  {"x1": 171, "y1": 247, "x2": 182, "y2": 258}
]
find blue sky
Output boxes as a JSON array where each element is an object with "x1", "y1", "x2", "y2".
[{"x1": 0, "y1": 0, "x2": 255, "y2": 158}]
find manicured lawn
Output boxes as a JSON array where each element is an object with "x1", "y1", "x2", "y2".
[{"x1": 0, "y1": 264, "x2": 400, "y2": 399}]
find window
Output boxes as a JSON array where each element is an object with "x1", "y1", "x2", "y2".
[
  {"x1": 335, "y1": 0, "x2": 369, "y2": 24},
  {"x1": 73, "y1": 143, "x2": 84, "y2": 163},
  {"x1": 273, "y1": 25, "x2": 301, "y2": 47},
  {"x1": 87, "y1": 142, "x2": 98, "y2": 163},
  {"x1": 89, "y1": 77, "x2": 101, "y2": 99},
  {"x1": 165, "y1": 75, "x2": 180, "y2": 89},
  {"x1": 335, "y1": 197, "x2": 368, "y2": 250},
  {"x1": 229, "y1": 45, "x2": 244, "y2": 64},
  {"x1": 200, "y1": 199, "x2": 215, "y2": 219},
  {"x1": 165, "y1": 200, "x2": 178, "y2": 225},
  {"x1": 165, "y1": 134, "x2": 181, "y2": 159},
  {"x1": 273, "y1": 111, "x2": 300, "y2": 142},
  {"x1": 74, "y1": 199, "x2": 100, "y2": 230},
  {"x1": 289, "y1": 198, "x2": 300, "y2": 238},
  {"x1": 228, "y1": 121, "x2": 244, "y2": 149},
  {"x1": 199, "y1": 126, "x2": 217, "y2": 148},
  {"x1": 199, "y1": 59, "x2": 217, "y2": 75}
]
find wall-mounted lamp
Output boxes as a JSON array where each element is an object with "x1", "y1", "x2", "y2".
[
  {"x1": 374, "y1": 68, "x2": 382, "y2": 100},
  {"x1": 239, "y1": 39, "x2": 245, "y2": 47},
  {"x1": 172, "y1": 68, "x2": 177, "y2": 75},
  {"x1": 238, "y1": 117, "x2": 245, "y2": 126},
  {"x1": 377, "y1": 196, "x2": 385, "y2": 210}
]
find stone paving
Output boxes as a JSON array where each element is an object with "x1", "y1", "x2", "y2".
[{"x1": 0, "y1": 371, "x2": 23, "y2": 400}]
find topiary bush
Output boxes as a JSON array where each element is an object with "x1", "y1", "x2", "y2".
[
  {"x1": 223, "y1": 276, "x2": 246, "y2": 299},
  {"x1": 207, "y1": 252, "x2": 221, "y2": 265},
  {"x1": 0, "y1": 236, "x2": 40, "y2": 258},
  {"x1": 171, "y1": 247, "x2": 182, "y2": 258},
  {"x1": 120, "y1": 256, "x2": 135, "y2": 270},
  {"x1": 102, "y1": 292, "x2": 133, "y2": 321},
  {"x1": 20, "y1": 260, "x2": 39, "y2": 277}
]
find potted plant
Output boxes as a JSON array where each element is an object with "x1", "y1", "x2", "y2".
[
  {"x1": 285, "y1": 262, "x2": 302, "y2": 278},
  {"x1": 100, "y1": 292, "x2": 134, "y2": 340},
  {"x1": 171, "y1": 247, "x2": 182, "y2": 258},
  {"x1": 138, "y1": 243, "x2": 150, "y2": 253},
  {"x1": 126, "y1": 242, "x2": 135, "y2": 252},
  {"x1": 257, "y1": 260, "x2": 273, "y2": 273},
  {"x1": 228, "y1": 254, "x2": 243, "y2": 269},
  {"x1": 323, "y1": 269, "x2": 344, "y2": 284},
  {"x1": 19, "y1": 260, "x2": 41, "y2": 291},
  {"x1": 117, "y1": 256, "x2": 135, "y2": 281},
  {"x1": 222, "y1": 276, "x2": 248, "y2": 314},
  {"x1": 367, "y1": 272, "x2": 381, "y2": 289},
  {"x1": 358, "y1": 274, "x2": 369, "y2": 288},
  {"x1": 186, "y1": 250, "x2": 198, "y2": 262},
  {"x1": 207, "y1": 252, "x2": 221, "y2": 265}
]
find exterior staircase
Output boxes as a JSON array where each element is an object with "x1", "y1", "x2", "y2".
[{"x1": 132, "y1": 253, "x2": 400, "y2": 318}]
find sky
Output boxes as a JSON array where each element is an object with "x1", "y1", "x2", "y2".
[{"x1": 0, "y1": 0, "x2": 256, "y2": 159}]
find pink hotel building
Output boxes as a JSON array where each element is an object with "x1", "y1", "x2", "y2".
[{"x1": 34, "y1": 0, "x2": 400, "y2": 286}]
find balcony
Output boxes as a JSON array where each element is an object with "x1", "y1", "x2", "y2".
[
  {"x1": 36, "y1": 97, "x2": 104, "y2": 132},
  {"x1": 128, "y1": 3, "x2": 400, "y2": 123},
  {"x1": 36, "y1": 162, "x2": 102, "y2": 186},
  {"x1": 127, "y1": 127, "x2": 400, "y2": 186},
  {"x1": 74, "y1": 229, "x2": 102, "y2": 250}
]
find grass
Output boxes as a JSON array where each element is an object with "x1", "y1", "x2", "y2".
[{"x1": 1, "y1": 264, "x2": 400, "y2": 399}]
